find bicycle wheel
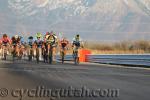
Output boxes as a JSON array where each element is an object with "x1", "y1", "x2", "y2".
[
  {"x1": 61, "y1": 51, "x2": 65, "y2": 64},
  {"x1": 28, "y1": 48, "x2": 32, "y2": 61},
  {"x1": 12, "y1": 50, "x2": 16, "y2": 62},
  {"x1": 76, "y1": 57, "x2": 79, "y2": 65},
  {"x1": 74, "y1": 51, "x2": 77, "y2": 65},
  {"x1": 36, "y1": 48, "x2": 39, "y2": 63},
  {"x1": 42, "y1": 48, "x2": 46, "y2": 63},
  {"x1": 49, "y1": 47, "x2": 53, "y2": 64},
  {"x1": 3, "y1": 47, "x2": 7, "y2": 60},
  {"x1": 19, "y1": 50, "x2": 23, "y2": 60},
  {"x1": 4, "y1": 50, "x2": 7, "y2": 60},
  {"x1": 74, "y1": 51, "x2": 79, "y2": 65}
]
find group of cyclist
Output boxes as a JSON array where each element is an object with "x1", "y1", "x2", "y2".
[{"x1": 0, "y1": 31, "x2": 83, "y2": 64}]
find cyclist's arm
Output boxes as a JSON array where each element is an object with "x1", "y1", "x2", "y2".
[
  {"x1": 80, "y1": 38, "x2": 84, "y2": 48},
  {"x1": 72, "y1": 38, "x2": 76, "y2": 47},
  {"x1": 0, "y1": 39, "x2": 2, "y2": 44}
]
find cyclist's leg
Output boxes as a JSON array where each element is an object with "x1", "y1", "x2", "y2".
[
  {"x1": 16, "y1": 44, "x2": 19, "y2": 57},
  {"x1": 39, "y1": 47, "x2": 42, "y2": 61},
  {"x1": 53, "y1": 46, "x2": 56, "y2": 62},
  {"x1": 49, "y1": 45, "x2": 53, "y2": 64},
  {"x1": 64, "y1": 47, "x2": 67, "y2": 56},
  {"x1": 33, "y1": 46, "x2": 36, "y2": 58},
  {"x1": 2, "y1": 45, "x2": 4, "y2": 58},
  {"x1": 0, "y1": 45, "x2": 2, "y2": 59},
  {"x1": 72, "y1": 45, "x2": 76, "y2": 58},
  {"x1": 3, "y1": 45, "x2": 6, "y2": 59},
  {"x1": 36, "y1": 47, "x2": 39, "y2": 63}
]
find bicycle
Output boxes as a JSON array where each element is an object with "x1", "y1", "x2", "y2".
[
  {"x1": 36, "y1": 47, "x2": 40, "y2": 63},
  {"x1": 35, "y1": 41, "x2": 43, "y2": 63},
  {"x1": 28, "y1": 46, "x2": 33, "y2": 61},
  {"x1": 47, "y1": 43, "x2": 53, "y2": 64},
  {"x1": 12, "y1": 43, "x2": 21, "y2": 61},
  {"x1": 73, "y1": 46, "x2": 80, "y2": 65},
  {"x1": 18, "y1": 44, "x2": 24, "y2": 60},
  {"x1": 42, "y1": 43, "x2": 47, "y2": 63},
  {"x1": 60, "y1": 47, "x2": 68, "y2": 64},
  {"x1": 12, "y1": 44, "x2": 17, "y2": 61},
  {"x1": 60, "y1": 47, "x2": 65, "y2": 64},
  {"x1": 2, "y1": 44, "x2": 8, "y2": 60}
]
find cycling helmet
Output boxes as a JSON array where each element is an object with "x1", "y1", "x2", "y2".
[
  {"x1": 46, "y1": 32, "x2": 50, "y2": 35},
  {"x1": 62, "y1": 37, "x2": 67, "y2": 41},
  {"x1": 11, "y1": 36, "x2": 15, "y2": 41},
  {"x1": 53, "y1": 32, "x2": 56, "y2": 35},
  {"x1": 28, "y1": 36, "x2": 33, "y2": 40},
  {"x1": 20, "y1": 36, "x2": 23, "y2": 38},
  {"x1": 36, "y1": 32, "x2": 42, "y2": 38},
  {"x1": 3, "y1": 34, "x2": 7, "y2": 38},
  {"x1": 50, "y1": 31, "x2": 53, "y2": 35},
  {"x1": 19, "y1": 36, "x2": 23, "y2": 39},
  {"x1": 76, "y1": 34, "x2": 79, "y2": 38},
  {"x1": 15, "y1": 35, "x2": 19, "y2": 39},
  {"x1": 45, "y1": 35, "x2": 50, "y2": 40}
]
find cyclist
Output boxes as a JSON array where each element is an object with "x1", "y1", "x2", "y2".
[
  {"x1": 11, "y1": 35, "x2": 21, "y2": 46},
  {"x1": 59, "y1": 37, "x2": 69, "y2": 63},
  {"x1": 20, "y1": 36, "x2": 25, "y2": 45},
  {"x1": 34, "y1": 33, "x2": 43, "y2": 61},
  {"x1": 0, "y1": 34, "x2": 11, "y2": 59},
  {"x1": 44, "y1": 32, "x2": 50, "y2": 42},
  {"x1": 11, "y1": 35, "x2": 21, "y2": 59},
  {"x1": 19, "y1": 36, "x2": 25, "y2": 58},
  {"x1": 52, "y1": 32, "x2": 58, "y2": 62},
  {"x1": 28, "y1": 36, "x2": 34, "y2": 48},
  {"x1": 35, "y1": 33, "x2": 43, "y2": 47},
  {"x1": 45, "y1": 32, "x2": 56, "y2": 63},
  {"x1": 72, "y1": 34, "x2": 84, "y2": 64},
  {"x1": 27, "y1": 36, "x2": 34, "y2": 61},
  {"x1": 45, "y1": 32, "x2": 56, "y2": 45},
  {"x1": 72, "y1": 34, "x2": 83, "y2": 48},
  {"x1": 60, "y1": 37, "x2": 69, "y2": 53},
  {"x1": 0, "y1": 34, "x2": 11, "y2": 45}
]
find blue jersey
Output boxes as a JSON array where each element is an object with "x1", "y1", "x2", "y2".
[
  {"x1": 35, "y1": 40, "x2": 43, "y2": 48},
  {"x1": 28, "y1": 39, "x2": 34, "y2": 48}
]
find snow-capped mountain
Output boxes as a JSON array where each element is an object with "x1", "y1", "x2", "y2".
[{"x1": 0, "y1": 0, "x2": 150, "y2": 41}]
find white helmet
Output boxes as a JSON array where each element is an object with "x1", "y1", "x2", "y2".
[
  {"x1": 15, "y1": 35, "x2": 19, "y2": 39},
  {"x1": 45, "y1": 35, "x2": 50, "y2": 40}
]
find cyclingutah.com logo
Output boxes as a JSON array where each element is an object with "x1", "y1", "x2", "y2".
[{"x1": 0, "y1": 86, "x2": 119, "y2": 100}]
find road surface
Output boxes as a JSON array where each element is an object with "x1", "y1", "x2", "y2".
[{"x1": 0, "y1": 60, "x2": 150, "y2": 100}]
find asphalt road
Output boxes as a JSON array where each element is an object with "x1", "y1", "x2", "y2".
[{"x1": 0, "y1": 60, "x2": 150, "y2": 100}]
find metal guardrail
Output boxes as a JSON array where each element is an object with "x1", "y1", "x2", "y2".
[
  {"x1": 85, "y1": 54, "x2": 150, "y2": 67},
  {"x1": 1, "y1": 54, "x2": 150, "y2": 67},
  {"x1": 57, "y1": 54, "x2": 150, "y2": 67}
]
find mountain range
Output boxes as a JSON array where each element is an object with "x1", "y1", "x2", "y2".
[{"x1": 0, "y1": 0, "x2": 150, "y2": 42}]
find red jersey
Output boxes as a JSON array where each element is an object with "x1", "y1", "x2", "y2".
[
  {"x1": 0, "y1": 37, "x2": 11, "y2": 44},
  {"x1": 60, "y1": 39, "x2": 69, "y2": 48}
]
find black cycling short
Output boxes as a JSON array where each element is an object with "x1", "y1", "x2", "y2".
[
  {"x1": 2, "y1": 41, "x2": 9, "y2": 46},
  {"x1": 73, "y1": 42, "x2": 80, "y2": 47},
  {"x1": 61, "y1": 43, "x2": 67, "y2": 48}
]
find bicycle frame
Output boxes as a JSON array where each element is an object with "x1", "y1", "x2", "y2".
[
  {"x1": 42, "y1": 44, "x2": 47, "y2": 63},
  {"x1": 35, "y1": 46, "x2": 42, "y2": 63},
  {"x1": 2, "y1": 44, "x2": 8, "y2": 60},
  {"x1": 73, "y1": 46, "x2": 80, "y2": 65},
  {"x1": 28, "y1": 47, "x2": 33, "y2": 61},
  {"x1": 47, "y1": 43, "x2": 53, "y2": 64},
  {"x1": 61, "y1": 47, "x2": 66, "y2": 64}
]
